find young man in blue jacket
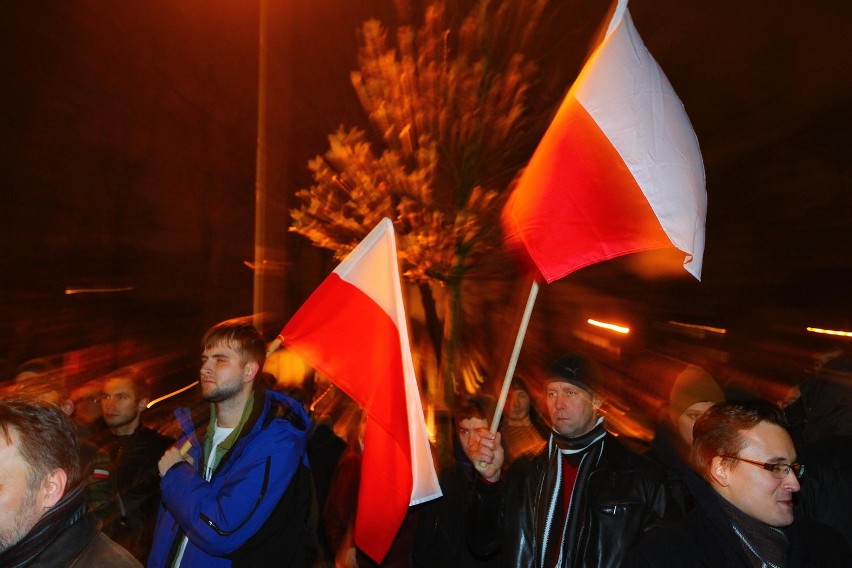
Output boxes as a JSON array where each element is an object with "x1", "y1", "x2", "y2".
[{"x1": 148, "y1": 319, "x2": 315, "y2": 568}]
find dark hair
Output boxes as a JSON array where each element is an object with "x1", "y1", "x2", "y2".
[
  {"x1": 202, "y1": 318, "x2": 267, "y2": 370},
  {"x1": 105, "y1": 365, "x2": 152, "y2": 401},
  {"x1": 453, "y1": 398, "x2": 488, "y2": 429},
  {"x1": 0, "y1": 396, "x2": 81, "y2": 490},
  {"x1": 690, "y1": 400, "x2": 788, "y2": 478}
]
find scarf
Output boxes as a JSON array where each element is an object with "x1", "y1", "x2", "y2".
[
  {"x1": 541, "y1": 418, "x2": 607, "y2": 567},
  {"x1": 719, "y1": 495, "x2": 789, "y2": 568},
  {"x1": 0, "y1": 484, "x2": 87, "y2": 568}
]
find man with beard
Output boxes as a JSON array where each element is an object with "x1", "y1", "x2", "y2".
[
  {"x1": 470, "y1": 353, "x2": 672, "y2": 567},
  {"x1": 0, "y1": 396, "x2": 141, "y2": 567},
  {"x1": 100, "y1": 366, "x2": 174, "y2": 562},
  {"x1": 625, "y1": 401, "x2": 850, "y2": 566},
  {"x1": 148, "y1": 319, "x2": 315, "y2": 568}
]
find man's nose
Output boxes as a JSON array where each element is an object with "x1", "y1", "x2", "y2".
[{"x1": 782, "y1": 469, "x2": 801, "y2": 492}]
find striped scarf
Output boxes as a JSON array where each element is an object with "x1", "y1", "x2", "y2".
[
  {"x1": 540, "y1": 418, "x2": 607, "y2": 568},
  {"x1": 0, "y1": 484, "x2": 87, "y2": 568}
]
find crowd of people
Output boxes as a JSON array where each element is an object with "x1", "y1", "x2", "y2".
[{"x1": 1, "y1": 318, "x2": 850, "y2": 567}]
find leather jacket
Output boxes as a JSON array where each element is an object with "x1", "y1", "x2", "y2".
[{"x1": 470, "y1": 432, "x2": 672, "y2": 568}]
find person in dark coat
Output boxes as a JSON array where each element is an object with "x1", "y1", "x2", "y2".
[
  {"x1": 414, "y1": 398, "x2": 500, "y2": 567},
  {"x1": 625, "y1": 401, "x2": 850, "y2": 567},
  {"x1": 0, "y1": 396, "x2": 141, "y2": 567},
  {"x1": 99, "y1": 365, "x2": 175, "y2": 563},
  {"x1": 647, "y1": 364, "x2": 725, "y2": 515},
  {"x1": 470, "y1": 353, "x2": 673, "y2": 568},
  {"x1": 10, "y1": 361, "x2": 118, "y2": 523}
]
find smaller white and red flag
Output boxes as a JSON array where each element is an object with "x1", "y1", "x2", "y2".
[
  {"x1": 278, "y1": 218, "x2": 441, "y2": 563},
  {"x1": 503, "y1": 0, "x2": 707, "y2": 282}
]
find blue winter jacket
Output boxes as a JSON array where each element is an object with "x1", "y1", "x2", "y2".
[{"x1": 147, "y1": 389, "x2": 312, "y2": 568}]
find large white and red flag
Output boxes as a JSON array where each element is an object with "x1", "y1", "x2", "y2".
[
  {"x1": 277, "y1": 218, "x2": 441, "y2": 563},
  {"x1": 503, "y1": 0, "x2": 706, "y2": 282}
]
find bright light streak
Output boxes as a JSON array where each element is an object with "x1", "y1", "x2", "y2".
[
  {"x1": 806, "y1": 327, "x2": 852, "y2": 338},
  {"x1": 309, "y1": 384, "x2": 335, "y2": 413},
  {"x1": 147, "y1": 381, "x2": 198, "y2": 408},
  {"x1": 65, "y1": 286, "x2": 134, "y2": 295},
  {"x1": 668, "y1": 320, "x2": 727, "y2": 335},
  {"x1": 587, "y1": 319, "x2": 630, "y2": 334}
]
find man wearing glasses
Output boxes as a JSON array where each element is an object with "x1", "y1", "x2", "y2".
[{"x1": 625, "y1": 401, "x2": 849, "y2": 566}]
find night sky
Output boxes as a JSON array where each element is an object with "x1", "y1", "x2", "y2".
[{"x1": 2, "y1": 0, "x2": 850, "y2": 385}]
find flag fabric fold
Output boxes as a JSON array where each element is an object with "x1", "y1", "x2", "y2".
[
  {"x1": 503, "y1": 0, "x2": 706, "y2": 282},
  {"x1": 278, "y1": 218, "x2": 441, "y2": 563}
]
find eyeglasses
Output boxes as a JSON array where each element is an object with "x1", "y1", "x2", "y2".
[{"x1": 722, "y1": 455, "x2": 805, "y2": 479}]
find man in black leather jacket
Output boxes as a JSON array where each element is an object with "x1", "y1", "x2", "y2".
[{"x1": 469, "y1": 354, "x2": 673, "y2": 568}]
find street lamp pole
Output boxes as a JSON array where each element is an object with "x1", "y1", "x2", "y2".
[{"x1": 252, "y1": 0, "x2": 269, "y2": 332}]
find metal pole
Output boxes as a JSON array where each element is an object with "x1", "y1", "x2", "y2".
[{"x1": 252, "y1": 0, "x2": 269, "y2": 331}]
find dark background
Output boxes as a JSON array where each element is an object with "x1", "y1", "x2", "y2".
[{"x1": 2, "y1": 0, "x2": 850, "y2": 395}]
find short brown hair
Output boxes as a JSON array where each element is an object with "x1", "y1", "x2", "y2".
[
  {"x1": 0, "y1": 396, "x2": 81, "y2": 490},
  {"x1": 690, "y1": 401, "x2": 787, "y2": 479},
  {"x1": 105, "y1": 365, "x2": 152, "y2": 401},
  {"x1": 201, "y1": 318, "x2": 267, "y2": 370}
]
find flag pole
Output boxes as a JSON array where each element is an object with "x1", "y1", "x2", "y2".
[
  {"x1": 489, "y1": 276, "x2": 540, "y2": 434},
  {"x1": 266, "y1": 335, "x2": 284, "y2": 356}
]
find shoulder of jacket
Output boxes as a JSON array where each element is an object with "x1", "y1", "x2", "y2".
[{"x1": 73, "y1": 533, "x2": 143, "y2": 567}]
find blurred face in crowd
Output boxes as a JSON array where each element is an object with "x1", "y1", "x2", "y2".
[
  {"x1": 200, "y1": 341, "x2": 256, "y2": 403},
  {"x1": 458, "y1": 417, "x2": 489, "y2": 462},
  {"x1": 546, "y1": 381, "x2": 600, "y2": 438},
  {"x1": 712, "y1": 421, "x2": 800, "y2": 527},
  {"x1": 0, "y1": 429, "x2": 53, "y2": 552},
  {"x1": 101, "y1": 376, "x2": 146, "y2": 436},
  {"x1": 70, "y1": 382, "x2": 103, "y2": 425},
  {"x1": 677, "y1": 401, "x2": 715, "y2": 445},
  {"x1": 507, "y1": 388, "x2": 531, "y2": 422}
]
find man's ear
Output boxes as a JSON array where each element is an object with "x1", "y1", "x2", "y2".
[
  {"x1": 41, "y1": 468, "x2": 68, "y2": 509},
  {"x1": 243, "y1": 361, "x2": 260, "y2": 383},
  {"x1": 710, "y1": 456, "x2": 731, "y2": 487},
  {"x1": 590, "y1": 392, "x2": 603, "y2": 413},
  {"x1": 138, "y1": 397, "x2": 151, "y2": 412}
]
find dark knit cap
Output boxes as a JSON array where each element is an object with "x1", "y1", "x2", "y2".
[
  {"x1": 545, "y1": 354, "x2": 601, "y2": 394},
  {"x1": 668, "y1": 365, "x2": 724, "y2": 426}
]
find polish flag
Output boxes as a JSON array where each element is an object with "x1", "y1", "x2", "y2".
[
  {"x1": 503, "y1": 0, "x2": 706, "y2": 282},
  {"x1": 278, "y1": 218, "x2": 441, "y2": 563}
]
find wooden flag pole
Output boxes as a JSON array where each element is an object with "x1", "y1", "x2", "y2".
[
  {"x1": 489, "y1": 277, "x2": 540, "y2": 434},
  {"x1": 266, "y1": 335, "x2": 284, "y2": 356}
]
